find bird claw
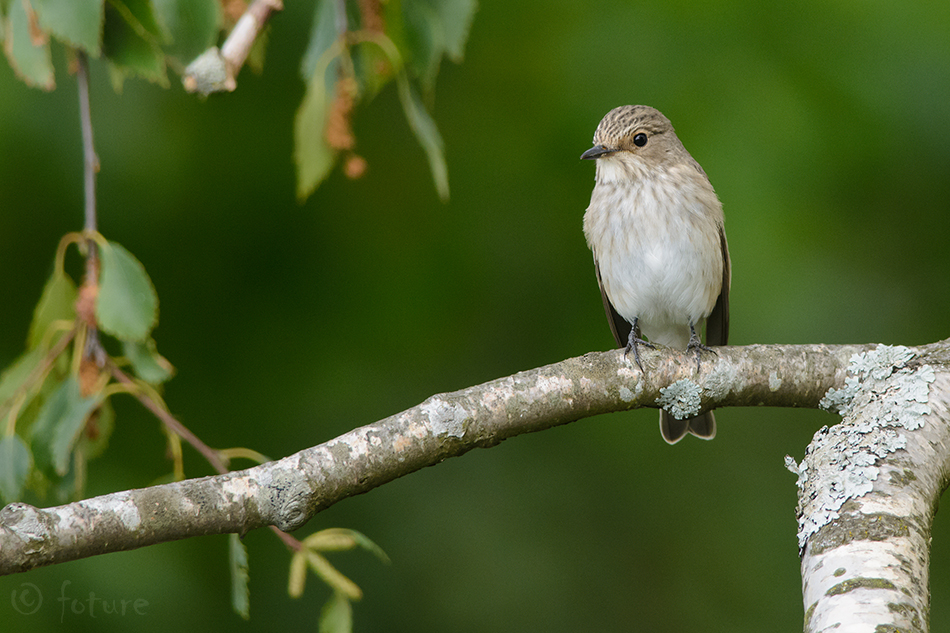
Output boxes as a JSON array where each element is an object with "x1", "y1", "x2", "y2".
[
  {"x1": 624, "y1": 323, "x2": 655, "y2": 371},
  {"x1": 686, "y1": 323, "x2": 717, "y2": 372}
]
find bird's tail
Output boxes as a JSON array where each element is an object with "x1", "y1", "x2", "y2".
[{"x1": 659, "y1": 410, "x2": 716, "y2": 444}]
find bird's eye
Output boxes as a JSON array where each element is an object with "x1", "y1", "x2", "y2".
[{"x1": 633, "y1": 133, "x2": 648, "y2": 147}]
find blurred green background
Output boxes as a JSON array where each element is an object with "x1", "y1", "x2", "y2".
[{"x1": 2, "y1": 0, "x2": 950, "y2": 631}]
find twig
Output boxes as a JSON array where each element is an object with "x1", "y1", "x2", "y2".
[
  {"x1": 108, "y1": 363, "x2": 302, "y2": 550},
  {"x1": 183, "y1": 0, "x2": 283, "y2": 94},
  {"x1": 75, "y1": 52, "x2": 107, "y2": 367},
  {"x1": 220, "y1": 0, "x2": 283, "y2": 76},
  {"x1": 76, "y1": 52, "x2": 98, "y2": 233},
  {"x1": 108, "y1": 364, "x2": 229, "y2": 474}
]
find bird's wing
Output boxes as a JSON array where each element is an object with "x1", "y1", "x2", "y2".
[
  {"x1": 705, "y1": 224, "x2": 731, "y2": 346},
  {"x1": 595, "y1": 259, "x2": 633, "y2": 348}
]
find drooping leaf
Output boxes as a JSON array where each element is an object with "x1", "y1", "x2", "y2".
[
  {"x1": 352, "y1": 40, "x2": 392, "y2": 100},
  {"x1": 30, "y1": 377, "x2": 100, "y2": 477},
  {"x1": 32, "y1": 0, "x2": 104, "y2": 54},
  {"x1": 0, "y1": 435, "x2": 33, "y2": 503},
  {"x1": 319, "y1": 592, "x2": 353, "y2": 633},
  {"x1": 294, "y1": 0, "x2": 345, "y2": 201},
  {"x1": 0, "y1": 348, "x2": 44, "y2": 407},
  {"x1": 397, "y1": 77, "x2": 448, "y2": 200},
  {"x1": 306, "y1": 528, "x2": 391, "y2": 564},
  {"x1": 300, "y1": 0, "x2": 340, "y2": 81},
  {"x1": 399, "y1": 0, "x2": 476, "y2": 90},
  {"x1": 3, "y1": 0, "x2": 55, "y2": 90},
  {"x1": 75, "y1": 397, "x2": 113, "y2": 461},
  {"x1": 27, "y1": 267, "x2": 77, "y2": 350},
  {"x1": 122, "y1": 338, "x2": 174, "y2": 384},
  {"x1": 295, "y1": 71, "x2": 339, "y2": 201},
  {"x1": 96, "y1": 240, "x2": 159, "y2": 341},
  {"x1": 305, "y1": 550, "x2": 362, "y2": 600},
  {"x1": 288, "y1": 550, "x2": 308, "y2": 598},
  {"x1": 431, "y1": 0, "x2": 477, "y2": 61},
  {"x1": 51, "y1": 451, "x2": 80, "y2": 502},
  {"x1": 112, "y1": 0, "x2": 165, "y2": 40},
  {"x1": 401, "y1": 0, "x2": 444, "y2": 89},
  {"x1": 229, "y1": 533, "x2": 250, "y2": 620},
  {"x1": 102, "y1": 0, "x2": 168, "y2": 88},
  {"x1": 151, "y1": 0, "x2": 220, "y2": 65}
]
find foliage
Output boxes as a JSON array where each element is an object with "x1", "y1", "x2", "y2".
[
  {"x1": 0, "y1": 233, "x2": 167, "y2": 504},
  {"x1": 0, "y1": 1, "x2": 472, "y2": 627},
  {"x1": 0, "y1": 0, "x2": 476, "y2": 199}
]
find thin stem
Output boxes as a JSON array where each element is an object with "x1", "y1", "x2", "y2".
[
  {"x1": 107, "y1": 362, "x2": 303, "y2": 550},
  {"x1": 270, "y1": 525, "x2": 302, "y2": 551},
  {"x1": 335, "y1": 0, "x2": 348, "y2": 34},
  {"x1": 75, "y1": 52, "x2": 107, "y2": 366},
  {"x1": 76, "y1": 51, "x2": 98, "y2": 234},
  {"x1": 108, "y1": 364, "x2": 229, "y2": 474}
]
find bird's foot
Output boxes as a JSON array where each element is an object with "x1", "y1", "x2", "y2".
[
  {"x1": 686, "y1": 323, "x2": 717, "y2": 372},
  {"x1": 624, "y1": 325, "x2": 655, "y2": 372}
]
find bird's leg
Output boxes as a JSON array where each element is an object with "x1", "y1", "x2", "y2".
[
  {"x1": 623, "y1": 317, "x2": 655, "y2": 371},
  {"x1": 686, "y1": 322, "x2": 716, "y2": 372}
]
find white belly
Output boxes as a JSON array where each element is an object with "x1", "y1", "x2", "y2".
[{"x1": 584, "y1": 172, "x2": 723, "y2": 350}]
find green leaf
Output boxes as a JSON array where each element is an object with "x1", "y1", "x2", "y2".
[
  {"x1": 400, "y1": 0, "x2": 476, "y2": 90},
  {"x1": 32, "y1": 0, "x2": 104, "y2": 54},
  {"x1": 319, "y1": 592, "x2": 352, "y2": 633},
  {"x1": 402, "y1": 0, "x2": 444, "y2": 89},
  {"x1": 305, "y1": 550, "x2": 362, "y2": 600},
  {"x1": 96, "y1": 240, "x2": 159, "y2": 341},
  {"x1": 342, "y1": 529, "x2": 391, "y2": 564},
  {"x1": 151, "y1": 0, "x2": 220, "y2": 65},
  {"x1": 51, "y1": 452, "x2": 80, "y2": 502},
  {"x1": 0, "y1": 435, "x2": 33, "y2": 503},
  {"x1": 300, "y1": 0, "x2": 340, "y2": 81},
  {"x1": 27, "y1": 267, "x2": 77, "y2": 350},
  {"x1": 3, "y1": 0, "x2": 56, "y2": 90},
  {"x1": 102, "y1": 0, "x2": 168, "y2": 88},
  {"x1": 112, "y1": 0, "x2": 165, "y2": 39},
  {"x1": 229, "y1": 533, "x2": 250, "y2": 620},
  {"x1": 305, "y1": 528, "x2": 391, "y2": 564},
  {"x1": 295, "y1": 70, "x2": 338, "y2": 201},
  {"x1": 122, "y1": 338, "x2": 174, "y2": 384},
  {"x1": 294, "y1": 0, "x2": 346, "y2": 201},
  {"x1": 351, "y1": 40, "x2": 391, "y2": 100},
  {"x1": 397, "y1": 78, "x2": 448, "y2": 201},
  {"x1": 288, "y1": 550, "x2": 308, "y2": 598},
  {"x1": 0, "y1": 348, "x2": 44, "y2": 407},
  {"x1": 431, "y1": 0, "x2": 476, "y2": 61},
  {"x1": 30, "y1": 377, "x2": 100, "y2": 476},
  {"x1": 75, "y1": 397, "x2": 113, "y2": 461}
]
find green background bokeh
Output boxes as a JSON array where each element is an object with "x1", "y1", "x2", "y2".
[{"x1": 2, "y1": 0, "x2": 949, "y2": 630}]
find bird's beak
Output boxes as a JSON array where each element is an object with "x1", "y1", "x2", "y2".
[{"x1": 580, "y1": 145, "x2": 615, "y2": 160}]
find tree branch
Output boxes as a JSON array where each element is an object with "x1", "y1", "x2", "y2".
[
  {"x1": 791, "y1": 344, "x2": 950, "y2": 632},
  {"x1": 183, "y1": 0, "x2": 283, "y2": 94},
  {"x1": 0, "y1": 342, "x2": 883, "y2": 575}
]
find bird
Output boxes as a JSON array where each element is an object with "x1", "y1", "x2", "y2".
[{"x1": 581, "y1": 105, "x2": 730, "y2": 444}]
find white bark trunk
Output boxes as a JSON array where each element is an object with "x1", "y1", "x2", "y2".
[{"x1": 792, "y1": 346, "x2": 949, "y2": 632}]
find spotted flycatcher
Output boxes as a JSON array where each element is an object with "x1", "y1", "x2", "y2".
[{"x1": 581, "y1": 105, "x2": 731, "y2": 444}]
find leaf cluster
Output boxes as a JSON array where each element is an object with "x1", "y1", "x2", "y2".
[
  {"x1": 295, "y1": 0, "x2": 476, "y2": 201},
  {"x1": 1, "y1": 0, "x2": 476, "y2": 200},
  {"x1": 0, "y1": 233, "x2": 168, "y2": 504},
  {"x1": 1, "y1": 0, "x2": 221, "y2": 90}
]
